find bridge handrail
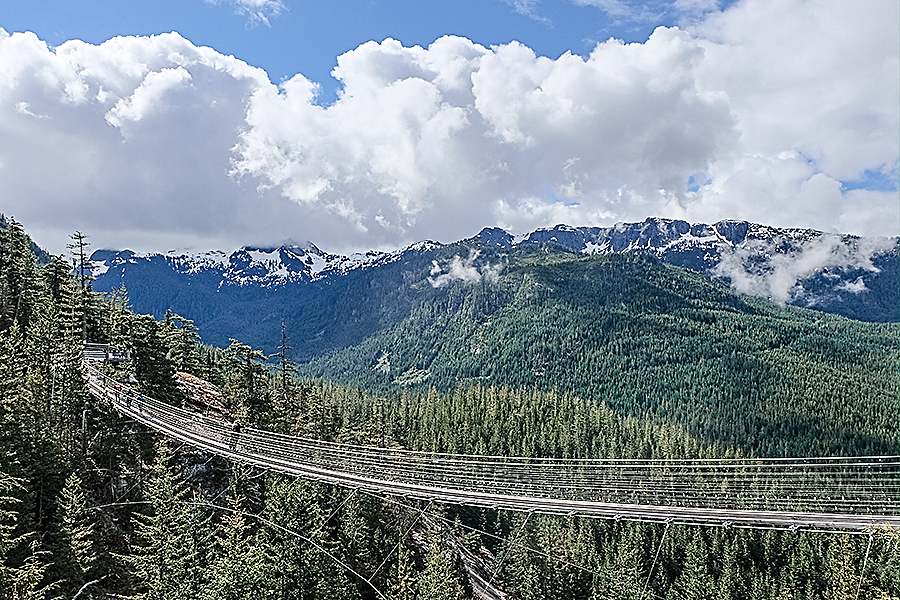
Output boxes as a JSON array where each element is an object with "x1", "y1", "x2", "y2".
[{"x1": 82, "y1": 362, "x2": 900, "y2": 532}]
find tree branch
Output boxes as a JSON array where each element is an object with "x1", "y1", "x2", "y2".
[{"x1": 72, "y1": 575, "x2": 107, "y2": 600}]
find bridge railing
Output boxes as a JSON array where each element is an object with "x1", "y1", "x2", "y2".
[{"x1": 83, "y1": 362, "x2": 900, "y2": 532}]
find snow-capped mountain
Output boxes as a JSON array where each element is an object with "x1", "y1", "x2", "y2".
[
  {"x1": 470, "y1": 219, "x2": 832, "y2": 264},
  {"x1": 466, "y1": 218, "x2": 898, "y2": 319},
  {"x1": 90, "y1": 242, "x2": 416, "y2": 289},
  {"x1": 92, "y1": 218, "x2": 879, "y2": 289},
  {"x1": 88, "y1": 218, "x2": 898, "y2": 353}
]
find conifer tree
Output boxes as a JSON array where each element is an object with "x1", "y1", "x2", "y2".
[
  {"x1": 259, "y1": 478, "x2": 310, "y2": 600},
  {"x1": 260, "y1": 477, "x2": 361, "y2": 600},
  {"x1": 271, "y1": 322, "x2": 298, "y2": 432},
  {"x1": 824, "y1": 535, "x2": 858, "y2": 600},
  {"x1": 338, "y1": 492, "x2": 375, "y2": 574},
  {"x1": 668, "y1": 531, "x2": 713, "y2": 600},
  {"x1": 161, "y1": 311, "x2": 200, "y2": 373},
  {"x1": 102, "y1": 287, "x2": 131, "y2": 347},
  {"x1": 417, "y1": 532, "x2": 465, "y2": 600},
  {"x1": 0, "y1": 323, "x2": 27, "y2": 419},
  {"x1": 390, "y1": 541, "x2": 418, "y2": 600},
  {"x1": 128, "y1": 442, "x2": 207, "y2": 600},
  {"x1": 597, "y1": 528, "x2": 643, "y2": 600},
  {"x1": 55, "y1": 473, "x2": 98, "y2": 595},
  {"x1": 883, "y1": 533, "x2": 900, "y2": 599},
  {"x1": 222, "y1": 340, "x2": 268, "y2": 424},
  {"x1": 12, "y1": 539, "x2": 60, "y2": 600},
  {"x1": 203, "y1": 487, "x2": 265, "y2": 600},
  {"x1": 498, "y1": 518, "x2": 541, "y2": 600},
  {"x1": 67, "y1": 232, "x2": 91, "y2": 296},
  {"x1": 0, "y1": 472, "x2": 22, "y2": 596},
  {"x1": 716, "y1": 538, "x2": 743, "y2": 600},
  {"x1": 129, "y1": 314, "x2": 181, "y2": 403}
]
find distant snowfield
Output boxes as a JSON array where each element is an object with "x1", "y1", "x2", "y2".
[
  {"x1": 88, "y1": 217, "x2": 898, "y2": 315},
  {"x1": 90, "y1": 240, "x2": 409, "y2": 288}
]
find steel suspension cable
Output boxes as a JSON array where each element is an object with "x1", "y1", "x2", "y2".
[{"x1": 83, "y1": 364, "x2": 900, "y2": 532}]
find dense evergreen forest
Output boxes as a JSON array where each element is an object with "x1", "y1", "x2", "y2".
[
  {"x1": 0, "y1": 219, "x2": 898, "y2": 599},
  {"x1": 302, "y1": 252, "x2": 900, "y2": 458}
]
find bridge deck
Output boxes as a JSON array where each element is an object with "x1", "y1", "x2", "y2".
[{"x1": 83, "y1": 363, "x2": 900, "y2": 532}]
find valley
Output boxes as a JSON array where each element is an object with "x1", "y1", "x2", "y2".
[{"x1": 3, "y1": 2, "x2": 899, "y2": 597}]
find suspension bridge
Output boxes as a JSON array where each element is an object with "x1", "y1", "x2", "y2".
[{"x1": 82, "y1": 361, "x2": 900, "y2": 534}]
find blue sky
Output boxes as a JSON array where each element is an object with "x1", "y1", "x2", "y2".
[
  {"x1": 1, "y1": 0, "x2": 722, "y2": 103},
  {"x1": 0, "y1": 0, "x2": 896, "y2": 254}
]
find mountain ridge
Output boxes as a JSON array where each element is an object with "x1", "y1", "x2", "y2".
[
  {"x1": 294, "y1": 251, "x2": 900, "y2": 456},
  {"x1": 91, "y1": 217, "x2": 894, "y2": 276},
  {"x1": 90, "y1": 217, "x2": 899, "y2": 327}
]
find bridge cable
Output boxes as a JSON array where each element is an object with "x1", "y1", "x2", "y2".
[
  {"x1": 639, "y1": 520, "x2": 671, "y2": 600},
  {"x1": 367, "y1": 500, "x2": 433, "y2": 584},
  {"x1": 83, "y1": 364, "x2": 900, "y2": 531},
  {"x1": 315, "y1": 488, "x2": 359, "y2": 534},
  {"x1": 365, "y1": 491, "x2": 606, "y2": 580},
  {"x1": 487, "y1": 512, "x2": 533, "y2": 588}
]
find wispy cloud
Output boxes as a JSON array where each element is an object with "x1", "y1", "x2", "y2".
[
  {"x1": 836, "y1": 277, "x2": 868, "y2": 294},
  {"x1": 209, "y1": 0, "x2": 285, "y2": 27},
  {"x1": 502, "y1": 0, "x2": 552, "y2": 24},
  {"x1": 713, "y1": 236, "x2": 894, "y2": 304},
  {"x1": 14, "y1": 101, "x2": 47, "y2": 119},
  {"x1": 428, "y1": 251, "x2": 504, "y2": 288},
  {"x1": 572, "y1": 0, "x2": 718, "y2": 25}
]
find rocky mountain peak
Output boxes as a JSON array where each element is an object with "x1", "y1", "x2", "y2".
[{"x1": 87, "y1": 217, "x2": 898, "y2": 323}]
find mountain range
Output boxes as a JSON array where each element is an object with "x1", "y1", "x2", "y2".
[
  {"x1": 88, "y1": 216, "x2": 900, "y2": 455},
  {"x1": 6, "y1": 210, "x2": 900, "y2": 600},
  {"x1": 89, "y1": 218, "x2": 899, "y2": 356}
]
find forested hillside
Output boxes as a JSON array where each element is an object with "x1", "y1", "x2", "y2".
[
  {"x1": 0, "y1": 218, "x2": 898, "y2": 599},
  {"x1": 86, "y1": 221, "x2": 900, "y2": 457},
  {"x1": 302, "y1": 252, "x2": 900, "y2": 457},
  {"x1": 88, "y1": 219, "x2": 900, "y2": 360},
  {"x1": 0, "y1": 215, "x2": 50, "y2": 264}
]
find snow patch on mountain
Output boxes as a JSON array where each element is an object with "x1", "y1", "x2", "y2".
[
  {"x1": 88, "y1": 237, "x2": 436, "y2": 289},
  {"x1": 166, "y1": 250, "x2": 230, "y2": 274},
  {"x1": 88, "y1": 217, "x2": 898, "y2": 315},
  {"x1": 490, "y1": 217, "x2": 897, "y2": 307},
  {"x1": 89, "y1": 259, "x2": 109, "y2": 277}
]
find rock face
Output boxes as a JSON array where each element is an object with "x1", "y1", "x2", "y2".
[
  {"x1": 499, "y1": 218, "x2": 822, "y2": 267},
  {"x1": 89, "y1": 217, "x2": 899, "y2": 354}
]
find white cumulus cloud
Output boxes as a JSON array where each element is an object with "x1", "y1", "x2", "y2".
[
  {"x1": 233, "y1": 29, "x2": 736, "y2": 244},
  {"x1": 0, "y1": 0, "x2": 896, "y2": 256},
  {"x1": 105, "y1": 67, "x2": 193, "y2": 128}
]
